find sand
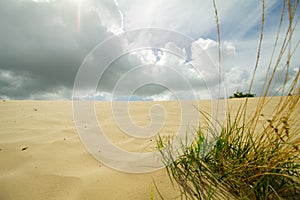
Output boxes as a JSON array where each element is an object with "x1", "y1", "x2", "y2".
[{"x1": 0, "y1": 97, "x2": 297, "y2": 199}]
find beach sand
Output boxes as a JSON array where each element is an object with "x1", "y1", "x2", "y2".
[{"x1": 0, "y1": 97, "x2": 297, "y2": 199}]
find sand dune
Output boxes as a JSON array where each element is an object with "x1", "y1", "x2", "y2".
[
  {"x1": 0, "y1": 100, "x2": 182, "y2": 200},
  {"x1": 0, "y1": 98, "x2": 295, "y2": 199}
]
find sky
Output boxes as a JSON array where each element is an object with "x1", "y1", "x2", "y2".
[{"x1": 0, "y1": 0, "x2": 299, "y2": 100}]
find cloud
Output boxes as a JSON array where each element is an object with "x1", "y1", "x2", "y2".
[
  {"x1": 92, "y1": 37, "x2": 235, "y2": 100},
  {"x1": 224, "y1": 67, "x2": 250, "y2": 93},
  {"x1": 90, "y1": 0, "x2": 124, "y2": 34},
  {"x1": 0, "y1": 0, "x2": 299, "y2": 100},
  {"x1": 0, "y1": 0, "x2": 113, "y2": 99}
]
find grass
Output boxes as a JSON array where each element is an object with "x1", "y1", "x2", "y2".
[
  {"x1": 158, "y1": 95, "x2": 300, "y2": 199},
  {"x1": 156, "y1": 0, "x2": 300, "y2": 199}
]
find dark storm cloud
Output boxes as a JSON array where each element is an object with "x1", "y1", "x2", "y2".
[{"x1": 0, "y1": 0, "x2": 112, "y2": 99}]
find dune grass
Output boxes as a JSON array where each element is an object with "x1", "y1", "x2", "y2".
[{"x1": 157, "y1": 0, "x2": 300, "y2": 199}]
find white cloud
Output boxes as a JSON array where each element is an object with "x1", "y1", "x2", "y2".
[
  {"x1": 224, "y1": 67, "x2": 250, "y2": 93},
  {"x1": 0, "y1": 69, "x2": 24, "y2": 89},
  {"x1": 90, "y1": 0, "x2": 124, "y2": 34},
  {"x1": 93, "y1": 36, "x2": 236, "y2": 100},
  {"x1": 224, "y1": 41, "x2": 237, "y2": 56},
  {"x1": 29, "y1": 87, "x2": 72, "y2": 100},
  {"x1": 157, "y1": 42, "x2": 187, "y2": 66}
]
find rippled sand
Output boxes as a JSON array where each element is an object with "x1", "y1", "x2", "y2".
[{"x1": 0, "y1": 97, "x2": 296, "y2": 199}]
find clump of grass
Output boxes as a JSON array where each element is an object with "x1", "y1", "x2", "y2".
[
  {"x1": 159, "y1": 94, "x2": 300, "y2": 199},
  {"x1": 157, "y1": 0, "x2": 300, "y2": 199}
]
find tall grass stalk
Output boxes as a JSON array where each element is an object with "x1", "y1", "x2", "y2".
[{"x1": 157, "y1": 0, "x2": 300, "y2": 199}]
